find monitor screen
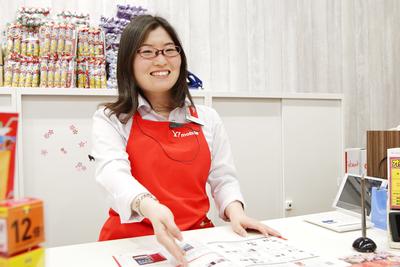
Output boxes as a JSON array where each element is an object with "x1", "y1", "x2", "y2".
[{"x1": 335, "y1": 174, "x2": 386, "y2": 216}]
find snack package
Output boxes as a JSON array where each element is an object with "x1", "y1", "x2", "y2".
[{"x1": 0, "y1": 47, "x2": 3, "y2": 87}]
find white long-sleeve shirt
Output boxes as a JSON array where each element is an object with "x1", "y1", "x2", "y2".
[{"x1": 91, "y1": 95, "x2": 244, "y2": 224}]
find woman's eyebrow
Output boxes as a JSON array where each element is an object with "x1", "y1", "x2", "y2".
[{"x1": 140, "y1": 42, "x2": 175, "y2": 46}]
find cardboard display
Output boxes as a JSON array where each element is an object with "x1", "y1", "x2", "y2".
[{"x1": 0, "y1": 198, "x2": 45, "y2": 256}]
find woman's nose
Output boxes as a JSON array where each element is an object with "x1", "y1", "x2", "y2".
[{"x1": 152, "y1": 54, "x2": 168, "y2": 65}]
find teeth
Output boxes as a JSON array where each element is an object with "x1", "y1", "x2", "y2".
[{"x1": 151, "y1": 71, "x2": 169, "y2": 76}]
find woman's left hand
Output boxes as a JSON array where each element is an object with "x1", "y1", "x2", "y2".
[{"x1": 225, "y1": 201, "x2": 281, "y2": 237}]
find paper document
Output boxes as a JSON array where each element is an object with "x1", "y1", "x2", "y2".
[{"x1": 113, "y1": 236, "x2": 347, "y2": 267}]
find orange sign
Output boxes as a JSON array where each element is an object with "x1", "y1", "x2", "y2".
[{"x1": 0, "y1": 198, "x2": 45, "y2": 256}]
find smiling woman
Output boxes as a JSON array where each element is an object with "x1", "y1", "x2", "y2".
[{"x1": 91, "y1": 14, "x2": 280, "y2": 267}]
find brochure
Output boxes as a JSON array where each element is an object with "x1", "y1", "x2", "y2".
[{"x1": 113, "y1": 236, "x2": 348, "y2": 267}]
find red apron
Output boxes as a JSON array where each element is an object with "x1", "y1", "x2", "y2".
[{"x1": 99, "y1": 107, "x2": 213, "y2": 241}]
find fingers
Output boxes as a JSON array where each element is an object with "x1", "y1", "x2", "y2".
[
  {"x1": 247, "y1": 220, "x2": 281, "y2": 237},
  {"x1": 254, "y1": 223, "x2": 281, "y2": 237},
  {"x1": 164, "y1": 219, "x2": 183, "y2": 241},
  {"x1": 231, "y1": 217, "x2": 281, "y2": 238},
  {"x1": 262, "y1": 225, "x2": 281, "y2": 237},
  {"x1": 155, "y1": 224, "x2": 187, "y2": 267},
  {"x1": 151, "y1": 209, "x2": 187, "y2": 267},
  {"x1": 230, "y1": 221, "x2": 248, "y2": 237}
]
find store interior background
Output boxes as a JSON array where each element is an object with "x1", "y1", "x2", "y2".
[{"x1": 1, "y1": 0, "x2": 399, "y2": 247}]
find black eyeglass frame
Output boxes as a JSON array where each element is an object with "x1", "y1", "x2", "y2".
[{"x1": 137, "y1": 45, "x2": 181, "y2": 59}]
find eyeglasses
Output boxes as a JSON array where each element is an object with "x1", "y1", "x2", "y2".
[{"x1": 137, "y1": 45, "x2": 181, "y2": 59}]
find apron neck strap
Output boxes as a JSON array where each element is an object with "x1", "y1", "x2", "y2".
[{"x1": 188, "y1": 106, "x2": 198, "y2": 118}]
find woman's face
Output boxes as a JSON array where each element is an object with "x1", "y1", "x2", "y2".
[{"x1": 133, "y1": 26, "x2": 182, "y2": 98}]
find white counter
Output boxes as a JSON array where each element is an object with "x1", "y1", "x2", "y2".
[{"x1": 45, "y1": 214, "x2": 397, "y2": 267}]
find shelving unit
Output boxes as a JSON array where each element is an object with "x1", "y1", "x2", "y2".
[
  {"x1": 0, "y1": 87, "x2": 16, "y2": 111},
  {"x1": 0, "y1": 87, "x2": 344, "y2": 247},
  {"x1": 17, "y1": 88, "x2": 118, "y2": 96}
]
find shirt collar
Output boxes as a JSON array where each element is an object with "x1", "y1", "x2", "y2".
[
  {"x1": 137, "y1": 93, "x2": 193, "y2": 112},
  {"x1": 137, "y1": 94, "x2": 152, "y2": 112}
]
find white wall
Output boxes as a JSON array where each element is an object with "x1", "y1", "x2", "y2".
[
  {"x1": 212, "y1": 98, "x2": 284, "y2": 220},
  {"x1": 20, "y1": 95, "x2": 115, "y2": 246},
  {"x1": 282, "y1": 99, "x2": 342, "y2": 216}
]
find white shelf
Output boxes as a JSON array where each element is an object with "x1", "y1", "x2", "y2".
[
  {"x1": 209, "y1": 91, "x2": 344, "y2": 100},
  {"x1": 281, "y1": 92, "x2": 343, "y2": 100},
  {"x1": 17, "y1": 88, "x2": 118, "y2": 96},
  {"x1": 0, "y1": 87, "x2": 14, "y2": 95},
  {"x1": 0, "y1": 87, "x2": 343, "y2": 100},
  {"x1": 0, "y1": 87, "x2": 208, "y2": 97}
]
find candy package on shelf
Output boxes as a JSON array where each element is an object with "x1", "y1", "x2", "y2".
[
  {"x1": 0, "y1": 46, "x2": 3, "y2": 86},
  {"x1": 76, "y1": 25, "x2": 106, "y2": 88},
  {"x1": 4, "y1": 5, "x2": 152, "y2": 89},
  {"x1": 16, "y1": 7, "x2": 50, "y2": 27},
  {"x1": 39, "y1": 23, "x2": 77, "y2": 57},
  {"x1": 116, "y1": 4, "x2": 147, "y2": 21},
  {"x1": 57, "y1": 11, "x2": 90, "y2": 26},
  {"x1": 6, "y1": 23, "x2": 40, "y2": 56},
  {"x1": 77, "y1": 57, "x2": 106, "y2": 89},
  {"x1": 99, "y1": 4, "x2": 147, "y2": 88},
  {"x1": 39, "y1": 56, "x2": 75, "y2": 88},
  {"x1": 77, "y1": 27, "x2": 105, "y2": 58},
  {"x1": 3, "y1": 53, "x2": 40, "y2": 87}
]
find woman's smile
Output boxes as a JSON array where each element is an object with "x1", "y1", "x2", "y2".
[{"x1": 150, "y1": 70, "x2": 171, "y2": 77}]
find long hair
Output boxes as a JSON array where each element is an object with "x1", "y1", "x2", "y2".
[{"x1": 104, "y1": 15, "x2": 194, "y2": 123}]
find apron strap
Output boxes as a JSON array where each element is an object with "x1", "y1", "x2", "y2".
[{"x1": 188, "y1": 106, "x2": 198, "y2": 118}]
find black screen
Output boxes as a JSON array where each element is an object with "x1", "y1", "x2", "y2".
[{"x1": 336, "y1": 175, "x2": 383, "y2": 216}]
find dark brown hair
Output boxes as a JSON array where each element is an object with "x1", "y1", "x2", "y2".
[{"x1": 104, "y1": 15, "x2": 194, "y2": 123}]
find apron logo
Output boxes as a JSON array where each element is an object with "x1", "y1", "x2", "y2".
[{"x1": 171, "y1": 130, "x2": 199, "y2": 138}]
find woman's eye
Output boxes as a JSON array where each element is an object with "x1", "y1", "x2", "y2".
[
  {"x1": 165, "y1": 48, "x2": 176, "y2": 52},
  {"x1": 141, "y1": 50, "x2": 154, "y2": 55}
]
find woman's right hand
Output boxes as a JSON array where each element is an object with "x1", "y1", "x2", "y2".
[{"x1": 139, "y1": 198, "x2": 188, "y2": 267}]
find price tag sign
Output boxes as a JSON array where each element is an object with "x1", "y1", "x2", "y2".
[
  {"x1": 0, "y1": 198, "x2": 44, "y2": 256},
  {"x1": 390, "y1": 157, "x2": 400, "y2": 209}
]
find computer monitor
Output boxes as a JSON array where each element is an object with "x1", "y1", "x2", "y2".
[{"x1": 333, "y1": 173, "x2": 387, "y2": 217}]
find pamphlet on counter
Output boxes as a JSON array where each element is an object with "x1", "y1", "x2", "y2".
[{"x1": 113, "y1": 236, "x2": 348, "y2": 267}]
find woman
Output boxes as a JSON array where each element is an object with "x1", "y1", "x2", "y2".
[{"x1": 92, "y1": 15, "x2": 280, "y2": 266}]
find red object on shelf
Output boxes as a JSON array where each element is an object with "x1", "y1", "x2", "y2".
[{"x1": 0, "y1": 112, "x2": 18, "y2": 200}]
